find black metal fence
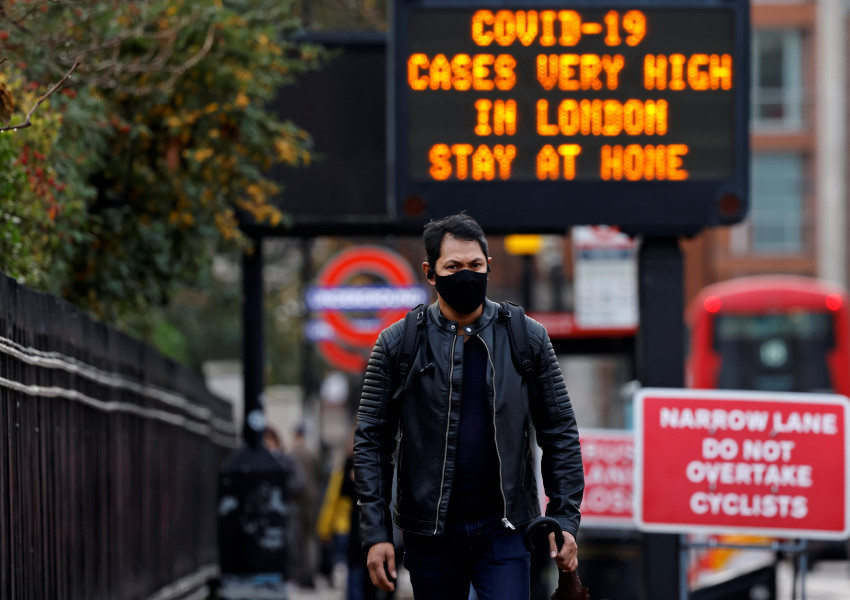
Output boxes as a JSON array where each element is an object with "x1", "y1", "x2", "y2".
[{"x1": 0, "y1": 271, "x2": 238, "y2": 600}]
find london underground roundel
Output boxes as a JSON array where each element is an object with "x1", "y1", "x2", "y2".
[{"x1": 306, "y1": 246, "x2": 428, "y2": 372}]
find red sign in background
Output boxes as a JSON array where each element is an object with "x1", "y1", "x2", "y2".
[
  {"x1": 311, "y1": 246, "x2": 425, "y2": 373},
  {"x1": 579, "y1": 429, "x2": 634, "y2": 527},
  {"x1": 635, "y1": 388, "x2": 850, "y2": 539}
]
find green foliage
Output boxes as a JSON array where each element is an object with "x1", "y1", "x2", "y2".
[
  {"x1": 0, "y1": 71, "x2": 93, "y2": 290},
  {"x1": 152, "y1": 278, "x2": 243, "y2": 369},
  {"x1": 1, "y1": 0, "x2": 390, "y2": 382},
  {"x1": 0, "y1": 0, "x2": 325, "y2": 336},
  {"x1": 151, "y1": 244, "x2": 305, "y2": 385}
]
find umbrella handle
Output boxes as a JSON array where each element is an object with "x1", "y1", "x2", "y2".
[{"x1": 523, "y1": 516, "x2": 565, "y2": 552}]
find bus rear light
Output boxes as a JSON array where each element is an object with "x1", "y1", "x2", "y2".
[
  {"x1": 704, "y1": 296, "x2": 722, "y2": 313},
  {"x1": 825, "y1": 293, "x2": 843, "y2": 311}
]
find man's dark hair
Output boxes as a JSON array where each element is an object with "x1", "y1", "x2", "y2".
[{"x1": 422, "y1": 212, "x2": 489, "y2": 273}]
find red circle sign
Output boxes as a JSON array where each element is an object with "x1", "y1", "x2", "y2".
[{"x1": 312, "y1": 246, "x2": 423, "y2": 373}]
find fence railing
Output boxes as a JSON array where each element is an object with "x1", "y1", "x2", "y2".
[{"x1": 0, "y1": 271, "x2": 238, "y2": 600}]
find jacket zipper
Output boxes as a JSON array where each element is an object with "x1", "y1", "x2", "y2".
[
  {"x1": 397, "y1": 431, "x2": 404, "y2": 504},
  {"x1": 479, "y1": 334, "x2": 514, "y2": 531},
  {"x1": 433, "y1": 333, "x2": 458, "y2": 535}
]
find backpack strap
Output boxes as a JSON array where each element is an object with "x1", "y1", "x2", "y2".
[
  {"x1": 396, "y1": 303, "x2": 427, "y2": 381},
  {"x1": 499, "y1": 300, "x2": 534, "y2": 378}
]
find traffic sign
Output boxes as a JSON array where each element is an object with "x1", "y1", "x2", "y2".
[
  {"x1": 391, "y1": 0, "x2": 750, "y2": 234},
  {"x1": 634, "y1": 388, "x2": 850, "y2": 539},
  {"x1": 580, "y1": 429, "x2": 634, "y2": 527},
  {"x1": 572, "y1": 226, "x2": 638, "y2": 329},
  {"x1": 308, "y1": 246, "x2": 427, "y2": 372}
]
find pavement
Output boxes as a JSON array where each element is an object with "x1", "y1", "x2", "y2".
[
  {"x1": 776, "y1": 559, "x2": 850, "y2": 600},
  {"x1": 283, "y1": 559, "x2": 849, "y2": 600},
  {"x1": 288, "y1": 565, "x2": 414, "y2": 600}
]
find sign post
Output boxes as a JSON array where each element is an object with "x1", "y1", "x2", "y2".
[
  {"x1": 391, "y1": 0, "x2": 750, "y2": 234},
  {"x1": 634, "y1": 388, "x2": 850, "y2": 540},
  {"x1": 635, "y1": 237, "x2": 685, "y2": 600}
]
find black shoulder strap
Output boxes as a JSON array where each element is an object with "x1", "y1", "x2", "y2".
[
  {"x1": 499, "y1": 300, "x2": 534, "y2": 378},
  {"x1": 397, "y1": 303, "x2": 427, "y2": 379}
]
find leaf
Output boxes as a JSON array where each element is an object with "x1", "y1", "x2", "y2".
[{"x1": 0, "y1": 82, "x2": 15, "y2": 124}]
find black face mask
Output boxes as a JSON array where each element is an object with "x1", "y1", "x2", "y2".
[{"x1": 433, "y1": 269, "x2": 488, "y2": 315}]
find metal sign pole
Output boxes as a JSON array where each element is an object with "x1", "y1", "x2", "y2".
[
  {"x1": 242, "y1": 236, "x2": 266, "y2": 446},
  {"x1": 637, "y1": 236, "x2": 684, "y2": 600},
  {"x1": 679, "y1": 534, "x2": 690, "y2": 600},
  {"x1": 790, "y1": 538, "x2": 808, "y2": 600},
  {"x1": 678, "y1": 537, "x2": 810, "y2": 599}
]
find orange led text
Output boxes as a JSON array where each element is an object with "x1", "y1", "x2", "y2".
[
  {"x1": 600, "y1": 144, "x2": 689, "y2": 180},
  {"x1": 471, "y1": 9, "x2": 646, "y2": 47},
  {"x1": 537, "y1": 99, "x2": 668, "y2": 136},
  {"x1": 536, "y1": 144, "x2": 582, "y2": 180},
  {"x1": 408, "y1": 53, "x2": 517, "y2": 91},
  {"x1": 429, "y1": 144, "x2": 517, "y2": 180},
  {"x1": 537, "y1": 54, "x2": 625, "y2": 91},
  {"x1": 644, "y1": 54, "x2": 733, "y2": 90},
  {"x1": 475, "y1": 99, "x2": 517, "y2": 136}
]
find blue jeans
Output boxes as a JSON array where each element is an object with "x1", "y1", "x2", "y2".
[{"x1": 402, "y1": 516, "x2": 530, "y2": 600}]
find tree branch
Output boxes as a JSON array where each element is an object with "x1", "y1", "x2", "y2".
[{"x1": 0, "y1": 59, "x2": 80, "y2": 133}]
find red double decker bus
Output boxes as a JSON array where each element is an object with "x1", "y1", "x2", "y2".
[
  {"x1": 685, "y1": 275, "x2": 850, "y2": 591},
  {"x1": 686, "y1": 275, "x2": 850, "y2": 396}
]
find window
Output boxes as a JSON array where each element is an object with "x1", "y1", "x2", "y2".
[
  {"x1": 749, "y1": 152, "x2": 804, "y2": 252},
  {"x1": 713, "y1": 312, "x2": 834, "y2": 393},
  {"x1": 751, "y1": 29, "x2": 803, "y2": 129}
]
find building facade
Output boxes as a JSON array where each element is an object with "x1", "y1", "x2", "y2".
[{"x1": 684, "y1": 0, "x2": 848, "y2": 302}]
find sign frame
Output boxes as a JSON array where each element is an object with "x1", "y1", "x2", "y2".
[
  {"x1": 390, "y1": 0, "x2": 751, "y2": 235},
  {"x1": 633, "y1": 387, "x2": 850, "y2": 540}
]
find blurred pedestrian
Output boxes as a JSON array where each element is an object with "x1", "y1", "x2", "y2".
[
  {"x1": 263, "y1": 426, "x2": 306, "y2": 499},
  {"x1": 354, "y1": 213, "x2": 585, "y2": 600},
  {"x1": 316, "y1": 450, "x2": 353, "y2": 588},
  {"x1": 263, "y1": 425, "x2": 306, "y2": 581},
  {"x1": 289, "y1": 423, "x2": 321, "y2": 588}
]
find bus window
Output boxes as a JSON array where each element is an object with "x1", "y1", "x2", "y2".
[{"x1": 712, "y1": 312, "x2": 835, "y2": 393}]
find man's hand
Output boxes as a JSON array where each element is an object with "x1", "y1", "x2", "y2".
[
  {"x1": 548, "y1": 530, "x2": 578, "y2": 572},
  {"x1": 366, "y1": 542, "x2": 397, "y2": 592}
]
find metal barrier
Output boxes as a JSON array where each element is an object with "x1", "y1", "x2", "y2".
[{"x1": 0, "y1": 271, "x2": 238, "y2": 600}]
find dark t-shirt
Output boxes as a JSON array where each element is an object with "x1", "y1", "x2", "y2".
[{"x1": 447, "y1": 335, "x2": 503, "y2": 520}]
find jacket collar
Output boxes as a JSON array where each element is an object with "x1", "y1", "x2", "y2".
[{"x1": 427, "y1": 298, "x2": 498, "y2": 336}]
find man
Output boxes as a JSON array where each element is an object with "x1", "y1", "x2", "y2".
[{"x1": 354, "y1": 213, "x2": 584, "y2": 600}]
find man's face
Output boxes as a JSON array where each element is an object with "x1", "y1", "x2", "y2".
[{"x1": 424, "y1": 234, "x2": 490, "y2": 281}]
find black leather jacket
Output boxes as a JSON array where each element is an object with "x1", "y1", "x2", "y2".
[{"x1": 354, "y1": 299, "x2": 584, "y2": 548}]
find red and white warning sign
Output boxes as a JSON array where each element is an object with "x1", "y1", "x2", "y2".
[
  {"x1": 634, "y1": 388, "x2": 850, "y2": 539},
  {"x1": 579, "y1": 429, "x2": 634, "y2": 527}
]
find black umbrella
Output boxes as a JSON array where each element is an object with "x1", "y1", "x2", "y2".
[{"x1": 524, "y1": 517, "x2": 590, "y2": 600}]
